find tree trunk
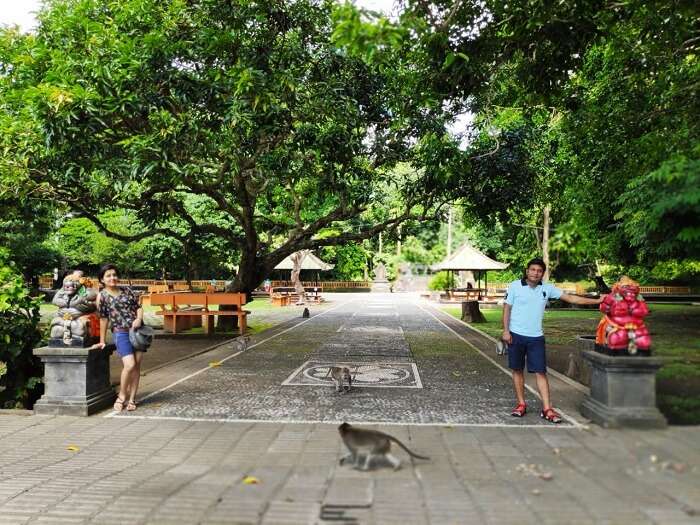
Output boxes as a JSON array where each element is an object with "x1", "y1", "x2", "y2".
[
  {"x1": 542, "y1": 205, "x2": 551, "y2": 282},
  {"x1": 461, "y1": 301, "x2": 486, "y2": 323},
  {"x1": 397, "y1": 224, "x2": 401, "y2": 257},
  {"x1": 290, "y1": 250, "x2": 310, "y2": 305},
  {"x1": 447, "y1": 206, "x2": 453, "y2": 257},
  {"x1": 218, "y1": 247, "x2": 263, "y2": 331}
]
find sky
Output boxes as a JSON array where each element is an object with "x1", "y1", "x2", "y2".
[
  {"x1": 0, "y1": 0, "x2": 42, "y2": 32},
  {"x1": 0, "y1": 0, "x2": 396, "y2": 31}
]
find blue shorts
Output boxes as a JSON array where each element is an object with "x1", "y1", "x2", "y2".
[
  {"x1": 508, "y1": 332, "x2": 547, "y2": 373},
  {"x1": 114, "y1": 331, "x2": 135, "y2": 358}
]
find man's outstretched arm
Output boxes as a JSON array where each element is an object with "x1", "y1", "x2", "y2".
[{"x1": 560, "y1": 293, "x2": 604, "y2": 306}]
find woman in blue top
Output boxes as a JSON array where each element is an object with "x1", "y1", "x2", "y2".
[{"x1": 95, "y1": 263, "x2": 145, "y2": 412}]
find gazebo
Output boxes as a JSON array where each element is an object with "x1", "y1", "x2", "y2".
[
  {"x1": 273, "y1": 252, "x2": 334, "y2": 286},
  {"x1": 433, "y1": 243, "x2": 509, "y2": 300},
  {"x1": 274, "y1": 252, "x2": 334, "y2": 272}
]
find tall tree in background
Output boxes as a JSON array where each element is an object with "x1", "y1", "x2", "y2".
[
  {"x1": 0, "y1": 0, "x2": 453, "y2": 294},
  {"x1": 399, "y1": 0, "x2": 699, "y2": 269}
]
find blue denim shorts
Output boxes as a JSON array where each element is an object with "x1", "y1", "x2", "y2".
[
  {"x1": 114, "y1": 331, "x2": 135, "y2": 358},
  {"x1": 507, "y1": 332, "x2": 547, "y2": 373}
]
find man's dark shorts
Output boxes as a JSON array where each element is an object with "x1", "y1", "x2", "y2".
[{"x1": 507, "y1": 332, "x2": 547, "y2": 373}]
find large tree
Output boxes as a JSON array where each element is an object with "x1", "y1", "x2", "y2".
[
  {"x1": 399, "y1": 0, "x2": 699, "y2": 269},
  {"x1": 0, "y1": 0, "x2": 451, "y2": 294}
]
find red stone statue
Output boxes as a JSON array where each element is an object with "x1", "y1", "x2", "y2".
[{"x1": 595, "y1": 276, "x2": 652, "y2": 355}]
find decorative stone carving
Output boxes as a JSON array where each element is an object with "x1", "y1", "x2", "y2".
[
  {"x1": 371, "y1": 263, "x2": 391, "y2": 293},
  {"x1": 374, "y1": 263, "x2": 387, "y2": 282},
  {"x1": 595, "y1": 276, "x2": 651, "y2": 355},
  {"x1": 579, "y1": 276, "x2": 666, "y2": 427},
  {"x1": 49, "y1": 272, "x2": 99, "y2": 347}
]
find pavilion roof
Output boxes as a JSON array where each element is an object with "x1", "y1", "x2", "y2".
[
  {"x1": 274, "y1": 251, "x2": 334, "y2": 271},
  {"x1": 433, "y1": 243, "x2": 509, "y2": 271}
]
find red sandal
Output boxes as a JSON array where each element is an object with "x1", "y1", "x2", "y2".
[
  {"x1": 541, "y1": 408, "x2": 562, "y2": 424},
  {"x1": 511, "y1": 403, "x2": 527, "y2": 417}
]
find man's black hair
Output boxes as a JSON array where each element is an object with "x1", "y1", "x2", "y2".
[
  {"x1": 98, "y1": 263, "x2": 119, "y2": 283},
  {"x1": 526, "y1": 257, "x2": 547, "y2": 272}
]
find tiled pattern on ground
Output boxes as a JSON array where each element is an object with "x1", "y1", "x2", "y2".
[
  {"x1": 0, "y1": 415, "x2": 698, "y2": 524},
  {"x1": 282, "y1": 361, "x2": 422, "y2": 389},
  {"x1": 313, "y1": 301, "x2": 411, "y2": 362},
  {"x1": 110, "y1": 295, "x2": 571, "y2": 425}
]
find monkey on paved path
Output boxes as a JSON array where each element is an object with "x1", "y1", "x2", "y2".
[
  {"x1": 338, "y1": 422, "x2": 430, "y2": 471},
  {"x1": 327, "y1": 366, "x2": 352, "y2": 393}
]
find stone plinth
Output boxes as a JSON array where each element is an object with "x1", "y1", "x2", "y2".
[
  {"x1": 370, "y1": 280, "x2": 391, "y2": 293},
  {"x1": 580, "y1": 350, "x2": 666, "y2": 428},
  {"x1": 33, "y1": 345, "x2": 116, "y2": 416}
]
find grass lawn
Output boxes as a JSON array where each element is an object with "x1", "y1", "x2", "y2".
[{"x1": 441, "y1": 303, "x2": 700, "y2": 425}]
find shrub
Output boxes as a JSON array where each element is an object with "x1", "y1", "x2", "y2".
[
  {"x1": 428, "y1": 271, "x2": 451, "y2": 291},
  {"x1": 657, "y1": 394, "x2": 700, "y2": 426},
  {"x1": 0, "y1": 250, "x2": 44, "y2": 408}
]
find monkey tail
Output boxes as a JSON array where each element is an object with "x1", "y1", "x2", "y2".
[{"x1": 390, "y1": 437, "x2": 430, "y2": 460}]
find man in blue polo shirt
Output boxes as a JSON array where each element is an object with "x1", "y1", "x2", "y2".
[{"x1": 502, "y1": 258, "x2": 603, "y2": 423}]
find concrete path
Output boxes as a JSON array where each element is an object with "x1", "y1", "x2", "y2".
[
  {"x1": 1, "y1": 293, "x2": 698, "y2": 524},
  {"x1": 110, "y1": 294, "x2": 580, "y2": 426}
]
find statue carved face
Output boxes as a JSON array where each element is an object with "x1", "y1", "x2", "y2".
[
  {"x1": 62, "y1": 277, "x2": 79, "y2": 295},
  {"x1": 612, "y1": 275, "x2": 640, "y2": 300}
]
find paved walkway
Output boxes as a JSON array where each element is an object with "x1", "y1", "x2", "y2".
[{"x1": 1, "y1": 294, "x2": 699, "y2": 524}]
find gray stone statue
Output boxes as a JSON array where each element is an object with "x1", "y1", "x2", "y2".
[
  {"x1": 49, "y1": 271, "x2": 98, "y2": 347},
  {"x1": 374, "y1": 263, "x2": 387, "y2": 282},
  {"x1": 371, "y1": 262, "x2": 391, "y2": 293}
]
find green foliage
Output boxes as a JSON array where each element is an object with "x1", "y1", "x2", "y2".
[
  {"x1": 0, "y1": 197, "x2": 61, "y2": 283},
  {"x1": 0, "y1": 0, "x2": 454, "y2": 293},
  {"x1": 657, "y1": 395, "x2": 700, "y2": 426},
  {"x1": 320, "y1": 243, "x2": 368, "y2": 281},
  {"x1": 617, "y1": 148, "x2": 700, "y2": 260},
  {"x1": 428, "y1": 271, "x2": 451, "y2": 291},
  {"x1": 601, "y1": 259, "x2": 700, "y2": 285},
  {"x1": 55, "y1": 212, "x2": 234, "y2": 279},
  {"x1": 401, "y1": 235, "x2": 439, "y2": 265},
  {"x1": 57, "y1": 217, "x2": 125, "y2": 270},
  {"x1": 402, "y1": 0, "x2": 699, "y2": 272},
  {"x1": 650, "y1": 260, "x2": 700, "y2": 284},
  {"x1": 0, "y1": 249, "x2": 43, "y2": 408}
]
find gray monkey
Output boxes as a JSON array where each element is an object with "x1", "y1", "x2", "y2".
[{"x1": 338, "y1": 422, "x2": 430, "y2": 470}]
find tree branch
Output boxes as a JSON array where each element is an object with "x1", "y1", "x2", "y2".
[{"x1": 74, "y1": 208, "x2": 187, "y2": 244}]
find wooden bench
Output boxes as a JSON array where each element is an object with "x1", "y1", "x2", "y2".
[
  {"x1": 271, "y1": 293, "x2": 291, "y2": 307},
  {"x1": 447, "y1": 289, "x2": 483, "y2": 302},
  {"x1": 148, "y1": 284, "x2": 171, "y2": 293},
  {"x1": 269, "y1": 286, "x2": 323, "y2": 306},
  {"x1": 140, "y1": 284, "x2": 171, "y2": 306},
  {"x1": 151, "y1": 292, "x2": 250, "y2": 334}
]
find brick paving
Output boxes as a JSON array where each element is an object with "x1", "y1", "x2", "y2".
[{"x1": 1, "y1": 293, "x2": 698, "y2": 524}]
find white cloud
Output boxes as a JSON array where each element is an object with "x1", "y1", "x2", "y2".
[
  {"x1": 0, "y1": 0, "x2": 41, "y2": 33},
  {"x1": 353, "y1": 0, "x2": 399, "y2": 18}
]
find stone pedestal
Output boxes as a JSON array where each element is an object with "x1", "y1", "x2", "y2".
[
  {"x1": 580, "y1": 350, "x2": 666, "y2": 428},
  {"x1": 33, "y1": 346, "x2": 116, "y2": 416},
  {"x1": 370, "y1": 280, "x2": 391, "y2": 293}
]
